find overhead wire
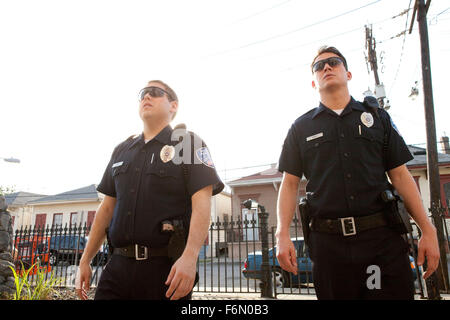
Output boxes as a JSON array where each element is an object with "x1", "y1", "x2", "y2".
[
  {"x1": 207, "y1": 0, "x2": 383, "y2": 58},
  {"x1": 231, "y1": 0, "x2": 294, "y2": 24},
  {"x1": 387, "y1": 0, "x2": 413, "y2": 98}
]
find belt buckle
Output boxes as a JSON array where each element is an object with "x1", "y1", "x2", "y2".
[
  {"x1": 135, "y1": 245, "x2": 148, "y2": 260},
  {"x1": 340, "y1": 217, "x2": 356, "y2": 236}
]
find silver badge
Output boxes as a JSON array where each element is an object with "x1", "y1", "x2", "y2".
[
  {"x1": 160, "y1": 145, "x2": 175, "y2": 163},
  {"x1": 361, "y1": 112, "x2": 374, "y2": 128}
]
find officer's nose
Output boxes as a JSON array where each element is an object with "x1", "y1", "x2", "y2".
[
  {"x1": 322, "y1": 62, "x2": 333, "y2": 72},
  {"x1": 142, "y1": 92, "x2": 154, "y2": 102}
]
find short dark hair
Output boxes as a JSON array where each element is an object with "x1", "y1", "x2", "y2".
[
  {"x1": 148, "y1": 80, "x2": 178, "y2": 119},
  {"x1": 148, "y1": 80, "x2": 178, "y2": 102},
  {"x1": 311, "y1": 46, "x2": 348, "y2": 73}
]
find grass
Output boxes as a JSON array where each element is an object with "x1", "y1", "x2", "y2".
[{"x1": 8, "y1": 261, "x2": 62, "y2": 300}]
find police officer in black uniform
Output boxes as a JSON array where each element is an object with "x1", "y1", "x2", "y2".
[
  {"x1": 276, "y1": 46, "x2": 440, "y2": 300},
  {"x1": 76, "y1": 80, "x2": 224, "y2": 300}
]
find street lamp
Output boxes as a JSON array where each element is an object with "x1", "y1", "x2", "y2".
[{"x1": 1, "y1": 157, "x2": 20, "y2": 164}]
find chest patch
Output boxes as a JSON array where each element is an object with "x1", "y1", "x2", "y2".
[
  {"x1": 361, "y1": 112, "x2": 374, "y2": 128},
  {"x1": 160, "y1": 145, "x2": 175, "y2": 163},
  {"x1": 306, "y1": 132, "x2": 323, "y2": 142}
]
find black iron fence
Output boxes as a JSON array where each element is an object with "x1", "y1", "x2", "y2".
[
  {"x1": 11, "y1": 211, "x2": 450, "y2": 298},
  {"x1": 12, "y1": 224, "x2": 108, "y2": 288}
]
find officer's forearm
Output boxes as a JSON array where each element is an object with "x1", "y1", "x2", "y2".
[
  {"x1": 80, "y1": 196, "x2": 116, "y2": 264},
  {"x1": 388, "y1": 166, "x2": 436, "y2": 234},
  {"x1": 276, "y1": 173, "x2": 300, "y2": 238},
  {"x1": 182, "y1": 186, "x2": 213, "y2": 259}
]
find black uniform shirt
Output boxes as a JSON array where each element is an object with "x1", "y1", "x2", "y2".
[
  {"x1": 97, "y1": 125, "x2": 224, "y2": 248},
  {"x1": 278, "y1": 97, "x2": 413, "y2": 219}
]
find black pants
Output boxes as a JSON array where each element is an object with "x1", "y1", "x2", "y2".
[
  {"x1": 309, "y1": 226, "x2": 415, "y2": 300},
  {"x1": 94, "y1": 255, "x2": 193, "y2": 300}
]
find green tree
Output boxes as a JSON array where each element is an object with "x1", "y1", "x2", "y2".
[{"x1": 0, "y1": 186, "x2": 15, "y2": 196}]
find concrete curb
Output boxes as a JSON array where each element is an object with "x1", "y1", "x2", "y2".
[{"x1": 192, "y1": 292, "x2": 449, "y2": 300}]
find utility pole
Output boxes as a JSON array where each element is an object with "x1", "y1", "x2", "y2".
[
  {"x1": 365, "y1": 25, "x2": 386, "y2": 108},
  {"x1": 409, "y1": 0, "x2": 449, "y2": 299}
]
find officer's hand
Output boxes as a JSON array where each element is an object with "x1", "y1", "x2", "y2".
[
  {"x1": 417, "y1": 227, "x2": 440, "y2": 280},
  {"x1": 276, "y1": 236, "x2": 297, "y2": 275},
  {"x1": 165, "y1": 255, "x2": 196, "y2": 300},
  {"x1": 76, "y1": 261, "x2": 92, "y2": 300}
]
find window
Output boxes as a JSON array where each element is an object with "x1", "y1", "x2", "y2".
[
  {"x1": 53, "y1": 213, "x2": 63, "y2": 227},
  {"x1": 242, "y1": 208, "x2": 259, "y2": 241},
  {"x1": 70, "y1": 212, "x2": 79, "y2": 227}
]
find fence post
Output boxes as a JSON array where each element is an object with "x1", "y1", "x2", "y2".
[{"x1": 258, "y1": 205, "x2": 274, "y2": 299}]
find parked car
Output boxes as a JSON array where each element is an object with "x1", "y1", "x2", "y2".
[
  {"x1": 48, "y1": 235, "x2": 88, "y2": 266},
  {"x1": 48, "y1": 235, "x2": 108, "y2": 266},
  {"x1": 242, "y1": 237, "x2": 418, "y2": 288},
  {"x1": 242, "y1": 237, "x2": 313, "y2": 288},
  {"x1": 85, "y1": 236, "x2": 109, "y2": 266}
]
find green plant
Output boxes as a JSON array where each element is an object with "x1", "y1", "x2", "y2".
[
  {"x1": 9, "y1": 261, "x2": 62, "y2": 300},
  {"x1": 0, "y1": 185, "x2": 15, "y2": 196}
]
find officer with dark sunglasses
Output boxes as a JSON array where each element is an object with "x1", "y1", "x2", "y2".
[
  {"x1": 76, "y1": 80, "x2": 224, "y2": 300},
  {"x1": 276, "y1": 46, "x2": 440, "y2": 300}
]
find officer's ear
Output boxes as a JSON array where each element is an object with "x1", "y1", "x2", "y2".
[
  {"x1": 311, "y1": 79, "x2": 317, "y2": 90},
  {"x1": 346, "y1": 71, "x2": 352, "y2": 81},
  {"x1": 170, "y1": 100, "x2": 178, "y2": 119}
]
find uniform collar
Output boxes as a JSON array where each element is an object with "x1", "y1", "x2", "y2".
[
  {"x1": 154, "y1": 125, "x2": 173, "y2": 145},
  {"x1": 311, "y1": 96, "x2": 364, "y2": 119},
  {"x1": 129, "y1": 125, "x2": 173, "y2": 149}
]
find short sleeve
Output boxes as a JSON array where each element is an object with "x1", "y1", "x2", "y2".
[
  {"x1": 382, "y1": 111, "x2": 414, "y2": 171},
  {"x1": 185, "y1": 133, "x2": 224, "y2": 196},
  {"x1": 278, "y1": 124, "x2": 303, "y2": 178},
  {"x1": 97, "y1": 147, "x2": 118, "y2": 198}
]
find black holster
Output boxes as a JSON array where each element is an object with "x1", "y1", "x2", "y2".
[
  {"x1": 381, "y1": 189, "x2": 412, "y2": 234},
  {"x1": 298, "y1": 197, "x2": 311, "y2": 247},
  {"x1": 105, "y1": 227, "x2": 113, "y2": 262},
  {"x1": 162, "y1": 219, "x2": 187, "y2": 263}
]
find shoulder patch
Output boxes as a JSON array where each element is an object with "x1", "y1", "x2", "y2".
[
  {"x1": 390, "y1": 117, "x2": 402, "y2": 137},
  {"x1": 196, "y1": 147, "x2": 215, "y2": 168}
]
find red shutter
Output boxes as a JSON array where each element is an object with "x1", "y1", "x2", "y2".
[
  {"x1": 440, "y1": 174, "x2": 450, "y2": 218},
  {"x1": 86, "y1": 211, "x2": 96, "y2": 235},
  {"x1": 35, "y1": 214, "x2": 47, "y2": 228},
  {"x1": 413, "y1": 176, "x2": 421, "y2": 193}
]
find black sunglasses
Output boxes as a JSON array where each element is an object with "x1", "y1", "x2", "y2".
[
  {"x1": 138, "y1": 86, "x2": 173, "y2": 101},
  {"x1": 312, "y1": 57, "x2": 345, "y2": 73}
]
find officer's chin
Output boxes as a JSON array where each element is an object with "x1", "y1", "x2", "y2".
[{"x1": 139, "y1": 111, "x2": 154, "y2": 121}]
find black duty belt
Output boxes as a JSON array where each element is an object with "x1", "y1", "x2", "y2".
[
  {"x1": 310, "y1": 212, "x2": 388, "y2": 236},
  {"x1": 113, "y1": 245, "x2": 168, "y2": 260}
]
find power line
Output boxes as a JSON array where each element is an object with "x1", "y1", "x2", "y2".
[
  {"x1": 435, "y1": 7, "x2": 450, "y2": 17},
  {"x1": 388, "y1": 0, "x2": 413, "y2": 97},
  {"x1": 243, "y1": 9, "x2": 407, "y2": 64},
  {"x1": 207, "y1": 0, "x2": 382, "y2": 57},
  {"x1": 231, "y1": 0, "x2": 294, "y2": 24}
]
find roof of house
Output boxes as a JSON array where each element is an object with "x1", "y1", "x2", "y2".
[
  {"x1": 228, "y1": 145, "x2": 450, "y2": 187},
  {"x1": 27, "y1": 184, "x2": 101, "y2": 205},
  {"x1": 4, "y1": 192, "x2": 47, "y2": 207},
  {"x1": 406, "y1": 145, "x2": 450, "y2": 167},
  {"x1": 227, "y1": 165, "x2": 282, "y2": 186}
]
